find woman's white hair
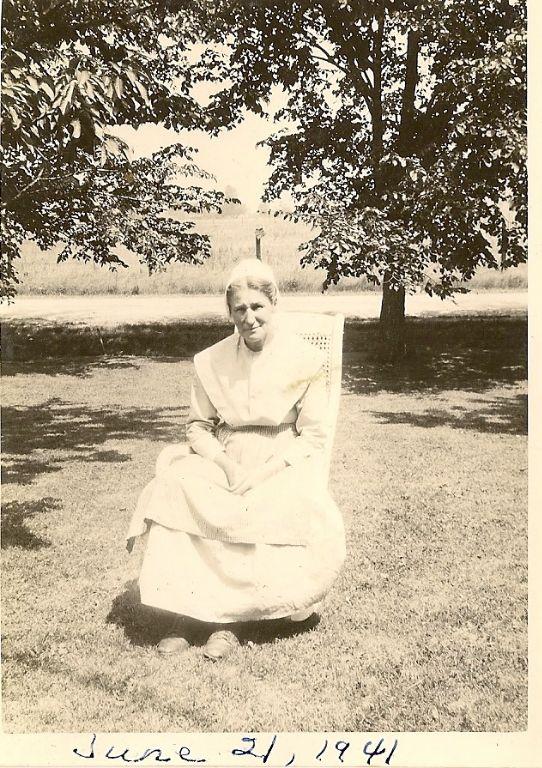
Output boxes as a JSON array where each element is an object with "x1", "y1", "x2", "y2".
[{"x1": 225, "y1": 259, "x2": 279, "y2": 310}]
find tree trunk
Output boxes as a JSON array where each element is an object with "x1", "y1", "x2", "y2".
[
  {"x1": 377, "y1": 26, "x2": 419, "y2": 359},
  {"x1": 379, "y1": 274, "x2": 407, "y2": 361},
  {"x1": 397, "y1": 29, "x2": 420, "y2": 155},
  {"x1": 371, "y1": 11, "x2": 407, "y2": 359},
  {"x1": 371, "y1": 9, "x2": 385, "y2": 195}
]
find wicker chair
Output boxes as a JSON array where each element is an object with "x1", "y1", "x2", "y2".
[{"x1": 155, "y1": 312, "x2": 345, "y2": 483}]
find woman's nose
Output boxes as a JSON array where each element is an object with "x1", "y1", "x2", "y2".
[{"x1": 245, "y1": 310, "x2": 255, "y2": 324}]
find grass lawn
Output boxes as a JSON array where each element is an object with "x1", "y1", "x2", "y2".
[{"x1": 1, "y1": 318, "x2": 527, "y2": 732}]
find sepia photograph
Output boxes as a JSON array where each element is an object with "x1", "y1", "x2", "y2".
[{"x1": 0, "y1": 0, "x2": 536, "y2": 764}]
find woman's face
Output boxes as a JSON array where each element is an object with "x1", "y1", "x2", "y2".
[{"x1": 229, "y1": 287, "x2": 275, "y2": 351}]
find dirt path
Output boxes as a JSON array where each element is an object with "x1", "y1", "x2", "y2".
[{"x1": 1, "y1": 290, "x2": 526, "y2": 326}]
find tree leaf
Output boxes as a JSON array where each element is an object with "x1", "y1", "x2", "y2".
[
  {"x1": 41, "y1": 82, "x2": 55, "y2": 100},
  {"x1": 76, "y1": 70, "x2": 91, "y2": 87},
  {"x1": 26, "y1": 75, "x2": 39, "y2": 93},
  {"x1": 71, "y1": 119, "x2": 81, "y2": 139},
  {"x1": 114, "y1": 76, "x2": 124, "y2": 99}
]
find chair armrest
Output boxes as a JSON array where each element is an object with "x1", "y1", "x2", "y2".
[{"x1": 155, "y1": 442, "x2": 191, "y2": 477}]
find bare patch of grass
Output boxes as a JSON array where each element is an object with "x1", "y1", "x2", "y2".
[{"x1": 1, "y1": 320, "x2": 527, "y2": 731}]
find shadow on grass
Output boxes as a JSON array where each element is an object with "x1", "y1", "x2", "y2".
[
  {"x1": 106, "y1": 580, "x2": 179, "y2": 648},
  {"x1": 369, "y1": 393, "x2": 527, "y2": 436},
  {"x1": 3, "y1": 317, "x2": 527, "y2": 396},
  {"x1": 343, "y1": 317, "x2": 527, "y2": 395},
  {"x1": 2, "y1": 321, "x2": 231, "y2": 367},
  {"x1": 1, "y1": 497, "x2": 60, "y2": 550},
  {"x1": 1, "y1": 399, "x2": 187, "y2": 485},
  {"x1": 107, "y1": 580, "x2": 320, "y2": 649},
  {"x1": 1, "y1": 356, "x2": 150, "y2": 379},
  {"x1": 343, "y1": 348, "x2": 526, "y2": 396}
]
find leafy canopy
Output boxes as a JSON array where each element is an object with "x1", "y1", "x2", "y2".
[
  {"x1": 196, "y1": 0, "x2": 526, "y2": 296},
  {"x1": 1, "y1": 0, "x2": 226, "y2": 300}
]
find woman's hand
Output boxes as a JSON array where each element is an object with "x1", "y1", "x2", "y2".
[
  {"x1": 213, "y1": 452, "x2": 247, "y2": 489},
  {"x1": 230, "y1": 457, "x2": 287, "y2": 495}
]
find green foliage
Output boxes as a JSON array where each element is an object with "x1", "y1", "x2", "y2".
[
  {"x1": 196, "y1": 0, "x2": 526, "y2": 299},
  {"x1": 1, "y1": 0, "x2": 226, "y2": 300}
]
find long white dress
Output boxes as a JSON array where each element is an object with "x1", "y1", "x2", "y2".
[{"x1": 127, "y1": 327, "x2": 345, "y2": 623}]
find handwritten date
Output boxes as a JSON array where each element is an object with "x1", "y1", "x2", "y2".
[{"x1": 73, "y1": 732, "x2": 399, "y2": 766}]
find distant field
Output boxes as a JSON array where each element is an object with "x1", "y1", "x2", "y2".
[{"x1": 16, "y1": 213, "x2": 527, "y2": 296}]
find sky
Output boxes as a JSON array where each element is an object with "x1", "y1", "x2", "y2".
[
  {"x1": 116, "y1": 115, "x2": 275, "y2": 212},
  {"x1": 114, "y1": 75, "x2": 296, "y2": 213}
]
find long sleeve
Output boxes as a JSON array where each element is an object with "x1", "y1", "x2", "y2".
[
  {"x1": 185, "y1": 371, "x2": 225, "y2": 461},
  {"x1": 281, "y1": 364, "x2": 328, "y2": 466}
]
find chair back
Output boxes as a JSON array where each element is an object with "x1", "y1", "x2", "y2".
[{"x1": 277, "y1": 311, "x2": 344, "y2": 480}]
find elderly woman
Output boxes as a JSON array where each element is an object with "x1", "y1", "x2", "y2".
[{"x1": 127, "y1": 259, "x2": 345, "y2": 660}]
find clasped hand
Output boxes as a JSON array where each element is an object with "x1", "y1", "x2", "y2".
[{"x1": 215, "y1": 454, "x2": 286, "y2": 495}]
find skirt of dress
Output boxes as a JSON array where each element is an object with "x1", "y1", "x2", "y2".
[{"x1": 132, "y1": 425, "x2": 346, "y2": 623}]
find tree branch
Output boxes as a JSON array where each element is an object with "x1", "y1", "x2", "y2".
[
  {"x1": 309, "y1": 39, "x2": 373, "y2": 110},
  {"x1": 11, "y1": 169, "x2": 45, "y2": 200},
  {"x1": 316, "y1": 7, "x2": 374, "y2": 94},
  {"x1": 12, "y1": 170, "x2": 76, "y2": 201}
]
